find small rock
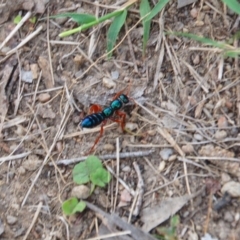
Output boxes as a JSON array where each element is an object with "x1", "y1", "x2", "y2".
[
  {"x1": 102, "y1": 77, "x2": 116, "y2": 89},
  {"x1": 158, "y1": 161, "x2": 166, "y2": 172},
  {"x1": 111, "y1": 71, "x2": 119, "y2": 80},
  {"x1": 223, "y1": 211, "x2": 234, "y2": 222},
  {"x1": 15, "y1": 125, "x2": 24, "y2": 136},
  {"x1": 160, "y1": 148, "x2": 173, "y2": 160},
  {"x1": 22, "y1": 155, "x2": 41, "y2": 171},
  {"x1": 182, "y1": 144, "x2": 194, "y2": 154},
  {"x1": 98, "y1": 192, "x2": 110, "y2": 208},
  {"x1": 38, "y1": 93, "x2": 51, "y2": 103},
  {"x1": 21, "y1": 70, "x2": 33, "y2": 83},
  {"x1": 195, "y1": 20, "x2": 204, "y2": 26},
  {"x1": 125, "y1": 122, "x2": 138, "y2": 131},
  {"x1": 14, "y1": 227, "x2": 25, "y2": 238},
  {"x1": 190, "y1": 8, "x2": 198, "y2": 18},
  {"x1": 18, "y1": 166, "x2": 26, "y2": 175},
  {"x1": 38, "y1": 105, "x2": 56, "y2": 119},
  {"x1": 218, "y1": 116, "x2": 228, "y2": 128},
  {"x1": 30, "y1": 63, "x2": 39, "y2": 80},
  {"x1": 103, "y1": 143, "x2": 115, "y2": 151},
  {"x1": 193, "y1": 133, "x2": 203, "y2": 141},
  {"x1": 56, "y1": 141, "x2": 63, "y2": 153},
  {"x1": 147, "y1": 130, "x2": 156, "y2": 136},
  {"x1": 221, "y1": 172, "x2": 231, "y2": 184},
  {"x1": 192, "y1": 54, "x2": 200, "y2": 65},
  {"x1": 221, "y1": 181, "x2": 240, "y2": 197},
  {"x1": 120, "y1": 189, "x2": 132, "y2": 203},
  {"x1": 122, "y1": 165, "x2": 131, "y2": 172},
  {"x1": 71, "y1": 185, "x2": 90, "y2": 199},
  {"x1": 215, "y1": 130, "x2": 227, "y2": 141},
  {"x1": 6, "y1": 215, "x2": 17, "y2": 225},
  {"x1": 168, "y1": 154, "x2": 177, "y2": 162},
  {"x1": 235, "y1": 212, "x2": 240, "y2": 222}
]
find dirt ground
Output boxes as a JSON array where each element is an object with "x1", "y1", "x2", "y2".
[{"x1": 0, "y1": 0, "x2": 240, "y2": 239}]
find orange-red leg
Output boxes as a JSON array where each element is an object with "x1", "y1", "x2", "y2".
[
  {"x1": 110, "y1": 110, "x2": 126, "y2": 131},
  {"x1": 85, "y1": 120, "x2": 107, "y2": 155}
]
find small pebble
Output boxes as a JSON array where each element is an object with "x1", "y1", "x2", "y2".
[
  {"x1": 235, "y1": 212, "x2": 240, "y2": 222},
  {"x1": 168, "y1": 154, "x2": 177, "y2": 162},
  {"x1": 195, "y1": 20, "x2": 204, "y2": 26},
  {"x1": 38, "y1": 93, "x2": 51, "y2": 103},
  {"x1": 190, "y1": 8, "x2": 198, "y2": 18},
  {"x1": 147, "y1": 129, "x2": 156, "y2": 136},
  {"x1": 221, "y1": 181, "x2": 240, "y2": 197},
  {"x1": 221, "y1": 172, "x2": 231, "y2": 184},
  {"x1": 15, "y1": 125, "x2": 24, "y2": 136},
  {"x1": 103, "y1": 143, "x2": 115, "y2": 151},
  {"x1": 215, "y1": 130, "x2": 227, "y2": 141},
  {"x1": 122, "y1": 165, "x2": 131, "y2": 172},
  {"x1": 158, "y1": 161, "x2": 166, "y2": 172},
  {"x1": 71, "y1": 185, "x2": 90, "y2": 199},
  {"x1": 182, "y1": 144, "x2": 194, "y2": 154},
  {"x1": 56, "y1": 141, "x2": 63, "y2": 152},
  {"x1": 192, "y1": 54, "x2": 200, "y2": 65},
  {"x1": 102, "y1": 77, "x2": 116, "y2": 89},
  {"x1": 98, "y1": 193, "x2": 110, "y2": 208},
  {"x1": 18, "y1": 166, "x2": 26, "y2": 175},
  {"x1": 223, "y1": 211, "x2": 234, "y2": 222},
  {"x1": 193, "y1": 133, "x2": 203, "y2": 141},
  {"x1": 21, "y1": 70, "x2": 33, "y2": 83},
  {"x1": 111, "y1": 71, "x2": 119, "y2": 80},
  {"x1": 7, "y1": 215, "x2": 17, "y2": 225},
  {"x1": 125, "y1": 122, "x2": 138, "y2": 131},
  {"x1": 30, "y1": 63, "x2": 39, "y2": 80},
  {"x1": 22, "y1": 156, "x2": 41, "y2": 171},
  {"x1": 218, "y1": 116, "x2": 228, "y2": 128},
  {"x1": 159, "y1": 148, "x2": 173, "y2": 160}
]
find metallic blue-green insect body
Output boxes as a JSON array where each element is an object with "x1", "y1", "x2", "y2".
[{"x1": 80, "y1": 94, "x2": 129, "y2": 129}]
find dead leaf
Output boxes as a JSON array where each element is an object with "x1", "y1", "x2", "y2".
[
  {"x1": 141, "y1": 188, "x2": 204, "y2": 232},
  {"x1": 38, "y1": 105, "x2": 56, "y2": 119},
  {"x1": 38, "y1": 56, "x2": 53, "y2": 89},
  {"x1": 0, "y1": 65, "x2": 13, "y2": 132}
]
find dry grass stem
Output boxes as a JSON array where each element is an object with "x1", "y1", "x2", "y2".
[
  {"x1": 22, "y1": 201, "x2": 43, "y2": 240},
  {"x1": 7, "y1": 26, "x2": 43, "y2": 55},
  {"x1": 0, "y1": 11, "x2": 32, "y2": 50}
]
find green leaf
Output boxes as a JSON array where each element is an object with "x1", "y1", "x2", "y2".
[
  {"x1": 62, "y1": 198, "x2": 86, "y2": 215},
  {"x1": 62, "y1": 197, "x2": 78, "y2": 215},
  {"x1": 72, "y1": 155, "x2": 102, "y2": 184},
  {"x1": 73, "y1": 201, "x2": 86, "y2": 213},
  {"x1": 50, "y1": 13, "x2": 96, "y2": 25},
  {"x1": 221, "y1": 0, "x2": 240, "y2": 15},
  {"x1": 14, "y1": 15, "x2": 22, "y2": 24},
  {"x1": 73, "y1": 162, "x2": 89, "y2": 184},
  {"x1": 140, "y1": 0, "x2": 151, "y2": 56},
  {"x1": 144, "y1": 0, "x2": 170, "y2": 22},
  {"x1": 166, "y1": 32, "x2": 229, "y2": 49},
  {"x1": 107, "y1": 9, "x2": 127, "y2": 58},
  {"x1": 90, "y1": 168, "x2": 111, "y2": 187},
  {"x1": 29, "y1": 16, "x2": 37, "y2": 24},
  {"x1": 85, "y1": 155, "x2": 103, "y2": 172}
]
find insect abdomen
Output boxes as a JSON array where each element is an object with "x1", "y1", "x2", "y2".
[{"x1": 80, "y1": 113, "x2": 105, "y2": 128}]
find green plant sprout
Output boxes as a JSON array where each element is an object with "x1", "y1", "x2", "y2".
[
  {"x1": 50, "y1": 0, "x2": 169, "y2": 57},
  {"x1": 155, "y1": 215, "x2": 180, "y2": 240},
  {"x1": 13, "y1": 14, "x2": 37, "y2": 25},
  {"x1": 62, "y1": 155, "x2": 111, "y2": 216},
  {"x1": 167, "y1": 0, "x2": 240, "y2": 58}
]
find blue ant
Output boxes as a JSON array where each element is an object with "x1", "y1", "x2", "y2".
[{"x1": 80, "y1": 89, "x2": 132, "y2": 154}]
